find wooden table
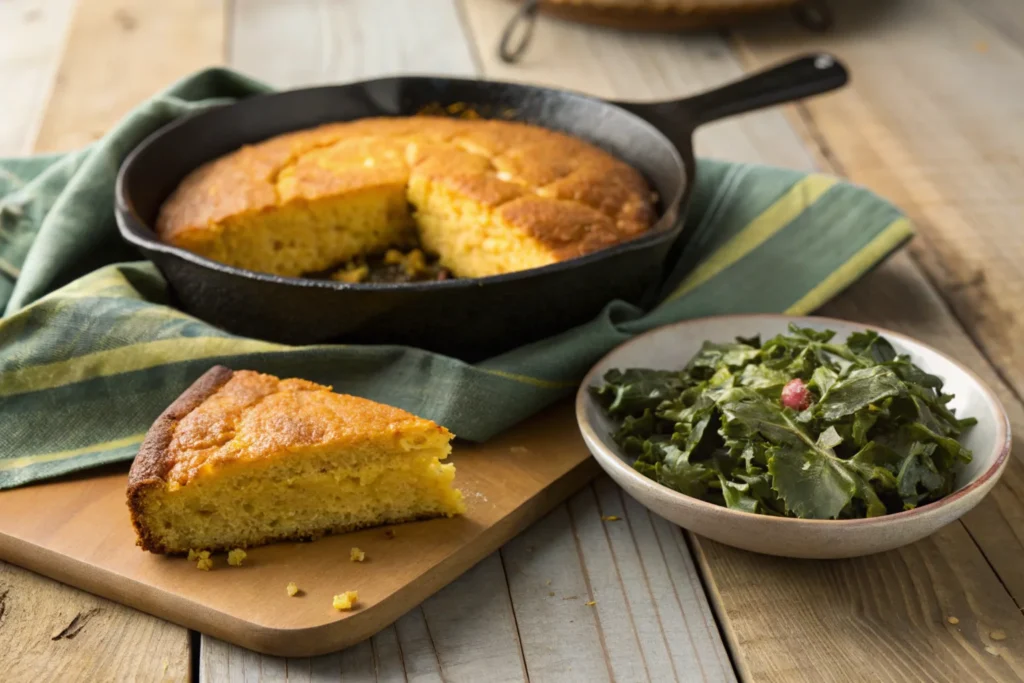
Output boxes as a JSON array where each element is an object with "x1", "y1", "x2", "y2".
[{"x1": 2, "y1": 0, "x2": 1022, "y2": 680}]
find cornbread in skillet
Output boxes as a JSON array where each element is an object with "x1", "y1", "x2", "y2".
[
  {"x1": 156, "y1": 116, "x2": 655, "y2": 279},
  {"x1": 127, "y1": 366, "x2": 464, "y2": 554}
]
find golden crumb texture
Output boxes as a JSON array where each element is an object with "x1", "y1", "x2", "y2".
[
  {"x1": 127, "y1": 365, "x2": 464, "y2": 554},
  {"x1": 333, "y1": 591, "x2": 359, "y2": 611},
  {"x1": 156, "y1": 116, "x2": 655, "y2": 279}
]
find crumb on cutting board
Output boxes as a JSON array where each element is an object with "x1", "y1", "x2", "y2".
[
  {"x1": 286, "y1": 582, "x2": 299, "y2": 597},
  {"x1": 585, "y1": 600, "x2": 596, "y2": 607},
  {"x1": 227, "y1": 548, "x2": 247, "y2": 566},
  {"x1": 189, "y1": 549, "x2": 213, "y2": 570},
  {"x1": 947, "y1": 616, "x2": 960, "y2": 625},
  {"x1": 350, "y1": 547, "x2": 366, "y2": 562},
  {"x1": 601, "y1": 515, "x2": 621, "y2": 522},
  {"x1": 333, "y1": 591, "x2": 359, "y2": 611}
]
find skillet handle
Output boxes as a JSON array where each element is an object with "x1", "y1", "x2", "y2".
[{"x1": 621, "y1": 53, "x2": 848, "y2": 131}]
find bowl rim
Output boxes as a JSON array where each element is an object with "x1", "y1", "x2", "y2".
[
  {"x1": 575, "y1": 313, "x2": 1012, "y2": 528},
  {"x1": 113, "y1": 74, "x2": 688, "y2": 293}
]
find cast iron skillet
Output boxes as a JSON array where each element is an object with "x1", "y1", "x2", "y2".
[{"x1": 116, "y1": 54, "x2": 847, "y2": 360}]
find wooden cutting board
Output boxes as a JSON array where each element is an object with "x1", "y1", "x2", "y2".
[{"x1": 0, "y1": 401, "x2": 598, "y2": 657}]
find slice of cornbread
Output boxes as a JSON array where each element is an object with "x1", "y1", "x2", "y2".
[
  {"x1": 127, "y1": 366, "x2": 464, "y2": 554},
  {"x1": 156, "y1": 117, "x2": 655, "y2": 279}
]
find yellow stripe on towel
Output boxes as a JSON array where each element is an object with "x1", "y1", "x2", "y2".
[
  {"x1": 786, "y1": 217, "x2": 915, "y2": 314},
  {"x1": 479, "y1": 368, "x2": 578, "y2": 390},
  {"x1": 0, "y1": 336, "x2": 291, "y2": 398},
  {"x1": 667, "y1": 174, "x2": 839, "y2": 302},
  {"x1": 0, "y1": 433, "x2": 147, "y2": 471}
]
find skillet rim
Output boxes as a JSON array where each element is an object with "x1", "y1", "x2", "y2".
[{"x1": 114, "y1": 74, "x2": 690, "y2": 293}]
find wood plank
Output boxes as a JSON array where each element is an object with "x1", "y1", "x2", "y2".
[
  {"x1": 457, "y1": 0, "x2": 815, "y2": 169},
  {"x1": 0, "y1": 560, "x2": 190, "y2": 682},
  {"x1": 0, "y1": 2, "x2": 200, "y2": 681},
  {"x1": 200, "y1": 553, "x2": 527, "y2": 682},
  {"x1": 500, "y1": 501, "x2": 615, "y2": 682},
  {"x1": 32, "y1": 0, "x2": 226, "y2": 152},
  {"x1": 418, "y1": 553, "x2": 528, "y2": 682},
  {"x1": 499, "y1": 483, "x2": 733, "y2": 683},
  {"x1": 216, "y1": 2, "x2": 630, "y2": 678},
  {"x1": 460, "y1": 1, "x2": 1024, "y2": 680},
  {"x1": 731, "y1": 0, "x2": 1024, "y2": 427},
  {"x1": 230, "y1": 0, "x2": 477, "y2": 87},
  {"x1": 0, "y1": 0, "x2": 75, "y2": 155}
]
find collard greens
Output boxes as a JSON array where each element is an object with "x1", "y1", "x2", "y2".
[{"x1": 593, "y1": 325, "x2": 976, "y2": 519}]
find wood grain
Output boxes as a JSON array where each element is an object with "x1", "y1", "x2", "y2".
[
  {"x1": 0, "y1": 559, "x2": 189, "y2": 683},
  {"x1": 202, "y1": 553, "x2": 530, "y2": 682},
  {"x1": 731, "y1": 0, "x2": 1024, "y2": 429},
  {"x1": 230, "y1": 0, "x2": 477, "y2": 87},
  {"x1": 0, "y1": 0, "x2": 74, "y2": 155},
  {"x1": 459, "y1": 1, "x2": 1024, "y2": 680},
  {"x1": 32, "y1": 0, "x2": 225, "y2": 152},
  {"x1": 216, "y1": 1, "x2": 734, "y2": 677},
  {"x1": 0, "y1": 3, "x2": 194, "y2": 681}
]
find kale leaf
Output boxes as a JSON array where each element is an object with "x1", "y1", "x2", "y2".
[{"x1": 597, "y1": 325, "x2": 975, "y2": 520}]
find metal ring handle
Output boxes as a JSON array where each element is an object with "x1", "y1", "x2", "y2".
[{"x1": 498, "y1": 0, "x2": 541, "y2": 64}]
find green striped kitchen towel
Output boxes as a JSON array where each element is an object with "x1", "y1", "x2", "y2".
[{"x1": 0, "y1": 69, "x2": 913, "y2": 489}]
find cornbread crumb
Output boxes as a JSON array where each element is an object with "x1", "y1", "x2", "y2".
[
  {"x1": 227, "y1": 548, "x2": 247, "y2": 566},
  {"x1": 585, "y1": 601, "x2": 596, "y2": 607},
  {"x1": 601, "y1": 515, "x2": 621, "y2": 522},
  {"x1": 947, "y1": 617, "x2": 960, "y2": 625},
  {"x1": 350, "y1": 547, "x2": 366, "y2": 562},
  {"x1": 333, "y1": 591, "x2": 359, "y2": 611},
  {"x1": 286, "y1": 582, "x2": 299, "y2": 597},
  {"x1": 331, "y1": 263, "x2": 370, "y2": 283},
  {"x1": 545, "y1": 580, "x2": 552, "y2": 586},
  {"x1": 985, "y1": 646, "x2": 999, "y2": 656},
  {"x1": 194, "y1": 550, "x2": 213, "y2": 571},
  {"x1": 187, "y1": 549, "x2": 201, "y2": 561},
  {"x1": 548, "y1": 591, "x2": 555, "y2": 597},
  {"x1": 991, "y1": 630, "x2": 1007, "y2": 641}
]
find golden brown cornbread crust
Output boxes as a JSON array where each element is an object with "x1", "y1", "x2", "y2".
[
  {"x1": 127, "y1": 365, "x2": 235, "y2": 552},
  {"x1": 156, "y1": 116, "x2": 655, "y2": 265},
  {"x1": 127, "y1": 366, "x2": 455, "y2": 553}
]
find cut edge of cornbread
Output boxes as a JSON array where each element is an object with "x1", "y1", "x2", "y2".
[
  {"x1": 127, "y1": 366, "x2": 465, "y2": 554},
  {"x1": 171, "y1": 186, "x2": 415, "y2": 278}
]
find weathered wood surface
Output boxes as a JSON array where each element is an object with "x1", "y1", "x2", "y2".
[
  {"x1": 3, "y1": 0, "x2": 1024, "y2": 680},
  {"x1": 461, "y1": 1, "x2": 1024, "y2": 680},
  {"x1": 32, "y1": 0, "x2": 225, "y2": 152},
  {"x1": 0, "y1": 0, "x2": 74, "y2": 156},
  {"x1": 0, "y1": 2, "x2": 191, "y2": 682},
  {"x1": 199, "y1": 1, "x2": 734, "y2": 678},
  {"x1": 733, "y1": 0, "x2": 1024, "y2": 431},
  {"x1": 0, "y1": 561, "x2": 189, "y2": 683}
]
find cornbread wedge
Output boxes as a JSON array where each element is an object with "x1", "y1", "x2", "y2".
[
  {"x1": 156, "y1": 117, "x2": 654, "y2": 279},
  {"x1": 127, "y1": 366, "x2": 464, "y2": 554}
]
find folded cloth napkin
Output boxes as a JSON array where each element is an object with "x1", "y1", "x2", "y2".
[{"x1": 0, "y1": 69, "x2": 913, "y2": 490}]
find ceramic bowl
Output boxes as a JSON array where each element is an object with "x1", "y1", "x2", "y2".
[{"x1": 576, "y1": 314, "x2": 1011, "y2": 559}]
